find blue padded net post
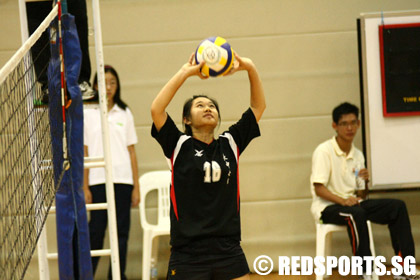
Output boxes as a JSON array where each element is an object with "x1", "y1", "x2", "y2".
[{"x1": 48, "y1": 12, "x2": 93, "y2": 280}]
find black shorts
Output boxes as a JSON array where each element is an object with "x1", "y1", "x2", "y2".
[{"x1": 166, "y1": 246, "x2": 249, "y2": 280}]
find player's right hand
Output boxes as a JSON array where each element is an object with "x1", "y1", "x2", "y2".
[{"x1": 181, "y1": 53, "x2": 208, "y2": 79}]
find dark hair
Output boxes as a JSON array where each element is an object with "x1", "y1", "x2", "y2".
[
  {"x1": 93, "y1": 65, "x2": 128, "y2": 110},
  {"x1": 332, "y1": 102, "x2": 359, "y2": 123},
  {"x1": 182, "y1": 95, "x2": 221, "y2": 136}
]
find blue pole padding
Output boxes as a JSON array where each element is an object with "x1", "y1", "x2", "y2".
[{"x1": 48, "y1": 12, "x2": 93, "y2": 280}]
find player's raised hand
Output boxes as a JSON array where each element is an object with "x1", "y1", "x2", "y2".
[
  {"x1": 181, "y1": 53, "x2": 208, "y2": 79},
  {"x1": 226, "y1": 52, "x2": 256, "y2": 76}
]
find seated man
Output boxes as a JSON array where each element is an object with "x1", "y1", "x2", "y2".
[{"x1": 310, "y1": 102, "x2": 417, "y2": 279}]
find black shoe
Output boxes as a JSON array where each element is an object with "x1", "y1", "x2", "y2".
[{"x1": 393, "y1": 269, "x2": 420, "y2": 280}]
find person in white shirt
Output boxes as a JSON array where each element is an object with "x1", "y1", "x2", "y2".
[
  {"x1": 83, "y1": 65, "x2": 139, "y2": 280},
  {"x1": 310, "y1": 102, "x2": 416, "y2": 279}
]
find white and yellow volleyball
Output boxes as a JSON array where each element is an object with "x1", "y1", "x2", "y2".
[{"x1": 195, "y1": 36, "x2": 234, "y2": 77}]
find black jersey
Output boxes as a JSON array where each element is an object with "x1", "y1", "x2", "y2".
[{"x1": 151, "y1": 108, "x2": 260, "y2": 252}]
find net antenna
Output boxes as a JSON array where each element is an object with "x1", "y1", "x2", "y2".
[{"x1": 56, "y1": 0, "x2": 71, "y2": 171}]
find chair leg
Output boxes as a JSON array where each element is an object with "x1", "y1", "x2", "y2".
[
  {"x1": 316, "y1": 225, "x2": 326, "y2": 280},
  {"x1": 142, "y1": 230, "x2": 152, "y2": 280},
  {"x1": 324, "y1": 232, "x2": 333, "y2": 279},
  {"x1": 367, "y1": 221, "x2": 378, "y2": 280},
  {"x1": 316, "y1": 223, "x2": 377, "y2": 280},
  {"x1": 325, "y1": 231, "x2": 333, "y2": 259}
]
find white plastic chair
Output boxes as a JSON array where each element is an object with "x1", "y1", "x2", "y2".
[
  {"x1": 315, "y1": 220, "x2": 378, "y2": 280},
  {"x1": 139, "y1": 170, "x2": 171, "y2": 280}
]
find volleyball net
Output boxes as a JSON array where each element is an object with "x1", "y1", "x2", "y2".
[{"x1": 0, "y1": 5, "x2": 61, "y2": 279}]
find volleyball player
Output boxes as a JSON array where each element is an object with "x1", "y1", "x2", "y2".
[{"x1": 151, "y1": 53, "x2": 266, "y2": 280}]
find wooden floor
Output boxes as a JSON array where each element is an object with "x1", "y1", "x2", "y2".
[
  {"x1": 248, "y1": 264, "x2": 420, "y2": 279},
  {"x1": 152, "y1": 266, "x2": 417, "y2": 280}
]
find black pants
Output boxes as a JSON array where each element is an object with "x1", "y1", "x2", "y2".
[
  {"x1": 26, "y1": 0, "x2": 91, "y2": 87},
  {"x1": 89, "y1": 184, "x2": 133, "y2": 280},
  {"x1": 321, "y1": 199, "x2": 415, "y2": 260}
]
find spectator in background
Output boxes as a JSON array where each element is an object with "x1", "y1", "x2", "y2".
[
  {"x1": 310, "y1": 102, "x2": 418, "y2": 280},
  {"x1": 83, "y1": 65, "x2": 140, "y2": 280}
]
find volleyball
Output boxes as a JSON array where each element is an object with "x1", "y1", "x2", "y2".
[{"x1": 195, "y1": 36, "x2": 234, "y2": 77}]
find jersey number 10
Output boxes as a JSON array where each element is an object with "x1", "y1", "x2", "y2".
[{"x1": 203, "y1": 161, "x2": 221, "y2": 183}]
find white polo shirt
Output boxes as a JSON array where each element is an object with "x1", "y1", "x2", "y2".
[
  {"x1": 84, "y1": 105, "x2": 138, "y2": 186},
  {"x1": 310, "y1": 136, "x2": 366, "y2": 221}
]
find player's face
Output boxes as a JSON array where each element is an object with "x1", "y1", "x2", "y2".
[
  {"x1": 333, "y1": 113, "x2": 360, "y2": 143},
  {"x1": 105, "y1": 72, "x2": 118, "y2": 104},
  {"x1": 186, "y1": 97, "x2": 219, "y2": 130}
]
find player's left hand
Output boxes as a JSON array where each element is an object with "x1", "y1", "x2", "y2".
[{"x1": 225, "y1": 52, "x2": 255, "y2": 76}]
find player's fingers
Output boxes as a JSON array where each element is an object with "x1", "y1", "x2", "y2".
[
  {"x1": 188, "y1": 52, "x2": 195, "y2": 64},
  {"x1": 227, "y1": 60, "x2": 240, "y2": 75},
  {"x1": 196, "y1": 61, "x2": 207, "y2": 78},
  {"x1": 224, "y1": 68, "x2": 236, "y2": 76},
  {"x1": 198, "y1": 72, "x2": 209, "y2": 80},
  {"x1": 234, "y1": 52, "x2": 245, "y2": 66}
]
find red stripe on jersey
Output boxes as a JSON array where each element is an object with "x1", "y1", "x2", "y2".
[
  {"x1": 236, "y1": 146, "x2": 240, "y2": 213},
  {"x1": 170, "y1": 154, "x2": 179, "y2": 220}
]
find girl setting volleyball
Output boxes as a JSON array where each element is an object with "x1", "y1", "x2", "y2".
[{"x1": 151, "y1": 52, "x2": 266, "y2": 280}]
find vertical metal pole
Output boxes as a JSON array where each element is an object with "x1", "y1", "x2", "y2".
[
  {"x1": 37, "y1": 230, "x2": 51, "y2": 280},
  {"x1": 18, "y1": 0, "x2": 29, "y2": 44},
  {"x1": 91, "y1": 0, "x2": 121, "y2": 278}
]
